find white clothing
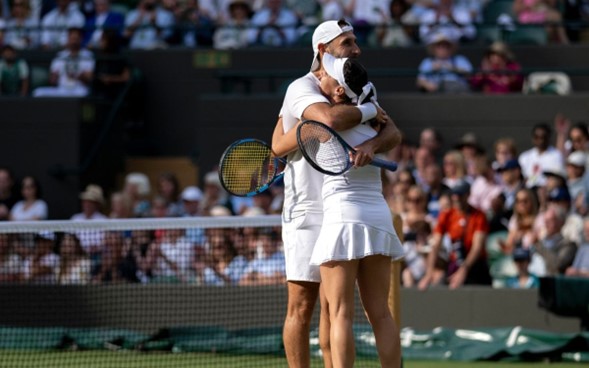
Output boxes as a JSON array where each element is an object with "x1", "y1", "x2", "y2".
[
  {"x1": 33, "y1": 49, "x2": 95, "y2": 98},
  {"x1": 347, "y1": 0, "x2": 390, "y2": 25},
  {"x1": 58, "y1": 258, "x2": 91, "y2": 285},
  {"x1": 418, "y1": 7, "x2": 476, "y2": 43},
  {"x1": 279, "y1": 72, "x2": 327, "y2": 282},
  {"x1": 23, "y1": 253, "x2": 60, "y2": 284},
  {"x1": 310, "y1": 124, "x2": 405, "y2": 265},
  {"x1": 4, "y1": 17, "x2": 40, "y2": 49},
  {"x1": 125, "y1": 8, "x2": 175, "y2": 49},
  {"x1": 10, "y1": 200, "x2": 48, "y2": 221},
  {"x1": 518, "y1": 146, "x2": 564, "y2": 188},
  {"x1": 71, "y1": 211, "x2": 108, "y2": 252},
  {"x1": 155, "y1": 237, "x2": 194, "y2": 278},
  {"x1": 41, "y1": 8, "x2": 85, "y2": 48},
  {"x1": 247, "y1": 7, "x2": 298, "y2": 46}
]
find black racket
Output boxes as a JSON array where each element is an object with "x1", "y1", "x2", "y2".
[
  {"x1": 218, "y1": 138, "x2": 285, "y2": 197},
  {"x1": 296, "y1": 120, "x2": 398, "y2": 176}
]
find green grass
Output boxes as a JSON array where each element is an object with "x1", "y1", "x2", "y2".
[{"x1": 0, "y1": 351, "x2": 586, "y2": 368}]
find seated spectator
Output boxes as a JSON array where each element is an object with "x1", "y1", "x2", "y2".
[
  {"x1": 454, "y1": 132, "x2": 484, "y2": 180},
  {"x1": 519, "y1": 122, "x2": 564, "y2": 189},
  {"x1": 0, "y1": 45, "x2": 29, "y2": 97},
  {"x1": 534, "y1": 205, "x2": 577, "y2": 276},
  {"x1": 554, "y1": 116, "x2": 589, "y2": 160},
  {"x1": 33, "y1": 27, "x2": 95, "y2": 97},
  {"x1": 418, "y1": 0, "x2": 477, "y2": 44},
  {"x1": 92, "y1": 29, "x2": 131, "y2": 99},
  {"x1": 40, "y1": 0, "x2": 85, "y2": 49},
  {"x1": 492, "y1": 137, "x2": 519, "y2": 177},
  {"x1": 196, "y1": 228, "x2": 247, "y2": 285},
  {"x1": 565, "y1": 217, "x2": 589, "y2": 277},
  {"x1": 0, "y1": 167, "x2": 19, "y2": 221},
  {"x1": 468, "y1": 155, "x2": 503, "y2": 217},
  {"x1": 423, "y1": 163, "x2": 451, "y2": 222},
  {"x1": 343, "y1": 0, "x2": 392, "y2": 44},
  {"x1": 372, "y1": 0, "x2": 414, "y2": 47},
  {"x1": 500, "y1": 187, "x2": 541, "y2": 255},
  {"x1": 108, "y1": 191, "x2": 133, "y2": 219},
  {"x1": 57, "y1": 232, "x2": 91, "y2": 284},
  {"x1": 124, "y1": 0, "x2": 175, "y2": 49},
  {"x1": 247, "y1": 0, "x2": 298, "y2": 47},
  {"x1": 200, "y1": 170, "x2": 232, "y2": 216},
  {"x1": 156, "y1": 172, "x2": 183, "y2": 217},
  {"x1": 120, "y1": 229, "x2": 155, "y2": 283},
  {"x1": 566, "y1": 151, "x2": 587, "y2": 215},
  {"x1": 84, "y1": 0, "x2": 125, "y2": 49},
  {"x1": 181, "y1": 185, "x2": 206, "y2": 246},
  {"x1": 9, "y1": 176, "x2": 47, "y2": 221},
  {"x1": 168, "y1": 0, "x2": 215, "y2": 47},
  {"x1": 504, "y1": 247, "x2": 540, "y2": 288},
  {"x1": 470, "y1": 42, "x2": 524, "y2": 95},
  {"x1": 441, "y1": 150, "x2": 469, "y2": 189},
  {"x1": 416, "y1": 32, "x2": 473, "y2": 94},
  {"x1": 93, "y1": 230, "x2": 125, "y2": 283},
  {"x1": 148, "y1": 228, "x2": 194, "y2": 283},
  {"x1": 23, "y1": 232, "x2": 59, "y2": 284},
  {"x1": 70, "y1": 184, "x2": 107, "y2": 263},
  {"x1": 402, "y1": 185, "x2": 435, "y2": 234},
  {"x1": 401, "y1": 220, "x2": 433, "y2": 287},
  {"x1": 512, "y1": 0, "x2": 569, "y2": 44},
  {"x1": 418, "y1": 181, "x2": 492, "y2": 290},
  {"x1": 319, "y1": 0, "x2": 345, "y2": 22},
  {"x1": 123, "y1": 172, "x2": 151, "y2": 218},
  {"x1": 412, "y1": 146, "x2": 435, "y2": 190},
  {"x1": 239, "y1": 228, "x2": 285, "y2": 285},
  {"x1": 4, "y1": 0, "x2": 40, "y2": 49},
  {"x1": 213, "y1": 0, "x2": 254, "y2": 50},
  {"x1": 0, "y1": 234, "x2": 23, "y2": 283},
  {"x1": 496, "y1": 159, "x2": 525, "y2": 213}
]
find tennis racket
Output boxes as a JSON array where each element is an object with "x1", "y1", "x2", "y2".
[
  {"x1": 296, "y1": 120, "x2": 398, "y2": 176},
  {"x1": 218, "y1": 138, "x2": 285, "y2": 197}
]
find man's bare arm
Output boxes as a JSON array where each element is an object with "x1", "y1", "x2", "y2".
[{"x1": 271, "y1": 117, "x2": 300, "y2": 157}]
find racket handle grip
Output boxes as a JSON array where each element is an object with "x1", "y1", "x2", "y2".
[{"x1": 372, "y1": 157, "x2": 398, "y2": 172}]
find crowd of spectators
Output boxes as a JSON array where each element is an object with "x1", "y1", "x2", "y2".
[
  {"x1": 0, "y1": 0, "x2": 587, "y2": 97},
  {"x1": 3, "y1": 113, "x2": 589, "y2": 288}
]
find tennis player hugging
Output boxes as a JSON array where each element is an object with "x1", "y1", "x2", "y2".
[{"x1": 312, "y1": 53, "x2": 405, "y2": 368}]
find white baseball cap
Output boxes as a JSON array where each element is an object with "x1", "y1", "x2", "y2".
[
  {"x1": 181, "y1": 186, "x2": 203, "y2": 202},
  {"x1": 567, "y1": 151, "x2": 587, "y2": 167},
  {"x1": 310, "y1": 19, "x2": 354, "y2": 72}
]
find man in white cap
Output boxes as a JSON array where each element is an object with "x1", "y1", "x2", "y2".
[{"x1": 271, "y1": 19, "x2": 401, "y2": 368}]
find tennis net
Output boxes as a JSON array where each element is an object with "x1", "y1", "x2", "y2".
[{"x1": 0, "y1": 215, "x2": 328, "y2": 367}]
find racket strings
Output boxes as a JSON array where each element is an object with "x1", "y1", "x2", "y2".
[
  {"x1": 299, "y1": 124, "x2": 351, "y2": 175},
  {"x1": 220, "y1": 142, "x2": 277, "y2": 196}
]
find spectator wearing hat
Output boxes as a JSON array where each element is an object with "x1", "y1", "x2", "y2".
[
  {"x1": 454, "y1": 132, "x2": 484, "y2": 180},
  {"x1": 419, "y1": 181, "x2": 492, "y2": 290},
  {"x1": 566, "y1": 151, "x2": 587, "y2": 215},
  {"x1": 416, "y1": 31, "x2": 472, "y2": 94},
  {"x1": 470, "y1": 42, "x2": 524, "y2": 95},
  {"x1": 496, "y1": 159, "x2": 525, "y2": 213},
  {"x1": 200, "y1": 170, "x2": 232, "y2": 216},
  {"x1": 538, "y1": 185, "x2": 583, "y2": 244},
  {"x1": 519, "y1": 123, "x2": 564, "y2": 189},
  {"x1": 181, "y1": 185, "x2": 207, "y2": 247},
  {"x1": 71, "y1": 184, "x2": 107, "y2": 267},
  {"x1": 504, "y1": 247, "x2": 539, "y2": 289}
]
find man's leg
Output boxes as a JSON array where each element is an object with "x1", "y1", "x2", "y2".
[{"x1": 283, "y1": 280, "x2": 320, "y2": 368}]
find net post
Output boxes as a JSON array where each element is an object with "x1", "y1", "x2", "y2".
[{"x1": 389, "y1": 212, "x2": 403, "y2": 328}]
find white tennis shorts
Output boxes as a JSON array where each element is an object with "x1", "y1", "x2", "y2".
[{"x1": 282, "y1": 212, "x2": 322, "y2": 283}]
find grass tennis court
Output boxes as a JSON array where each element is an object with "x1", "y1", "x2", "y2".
[{"x1": 0, "y1": 351, "x2": 585, "y2": 368}]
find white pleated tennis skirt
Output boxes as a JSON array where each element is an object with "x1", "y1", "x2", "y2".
[{"x1": 310, "y1": 222, "x2": 405, "y2": 265}]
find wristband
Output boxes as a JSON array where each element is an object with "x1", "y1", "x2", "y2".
[{"x1": 357, "y1": 103, "x2": 377, "y2": 123}]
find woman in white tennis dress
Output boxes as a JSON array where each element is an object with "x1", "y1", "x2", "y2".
[{"x1": 310, "y1": 53, "x2": 404, "y2": 367}]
